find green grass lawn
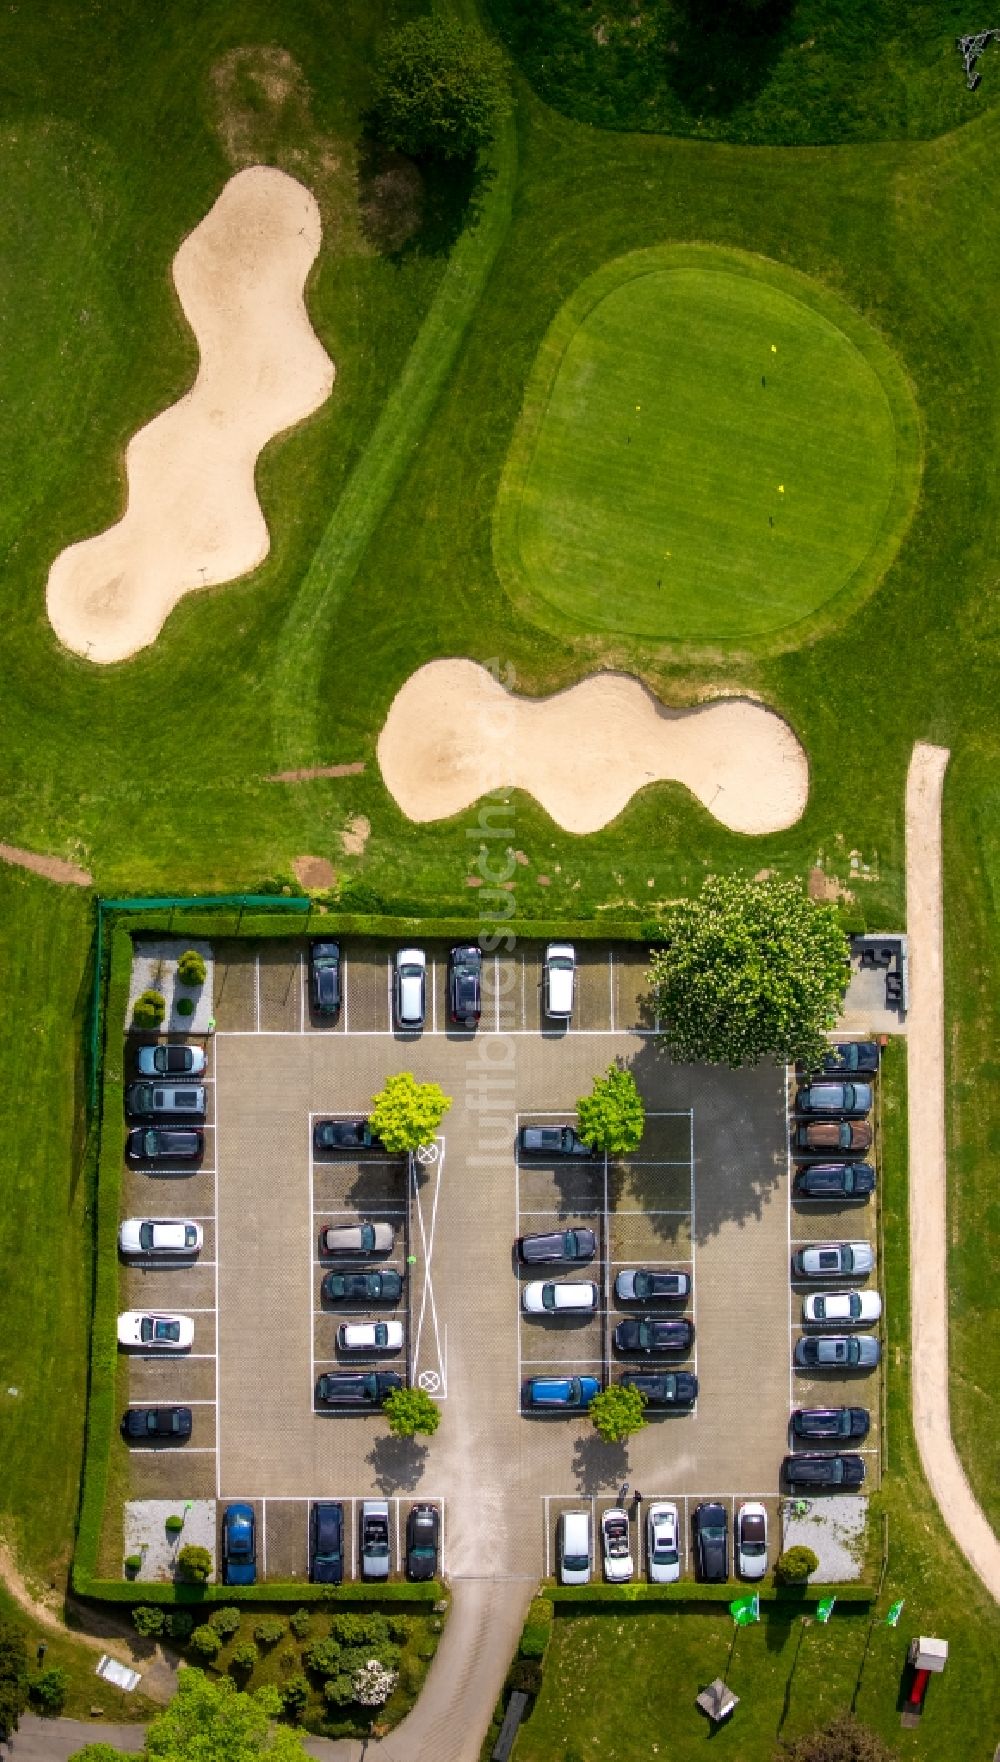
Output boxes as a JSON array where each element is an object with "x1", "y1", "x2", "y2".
[{"x1": 494, "y1": 244, "x2": 919, "y2": 646}]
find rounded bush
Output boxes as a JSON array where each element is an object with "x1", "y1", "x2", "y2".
[
  {"x1": 253, "y1": 1615, "x2": 287, "y2": 1647},
  {"x1": 289, "y1": 1608, "x2": 313, "y2": 1640},
  {"x1": 230, "y1": 1642, "x2": 258, "y2": 1674},
  {"x1": 31, "y1": 1665, "x2": 69, "y2": 1714},
  {"x1": 776, "y1": 1544, "x2": 820, "y2": 1584},
  {"x1": 323, "y1": 1674, "x2": 355, "y2": 1708},
  {"x1": 124, "y1": 1554, "x2": 142, "y2": 1574},
  {"x1": 176, "y1": 1543, "x2": 212, "y2": 1583},
  {"x1": 131, "y1": 1605, "x2": 164, "y2": 1637},
  {"x1": 133, "y1": 989, "x2": 165, "y2": 1029},
  {"x1": 164, "y1": 1514, "x2": 185, "y2": 1534},
  {"x1": 177, "y1": 949, "x2": 207, "y2": 986},
  {"x1": 165, "y1": 1611, "x2": 193, "y2": 1640},
  {"x1": 209, "y1": 1607, "x2": 242, "y2": 1637},
  {"x1": 189, "y1": 1624, "x2": 221, "y2": 1660},
  {"x1": 282, "y1": 1674, "x2": 310, "y2": 1716},
  {"x1": 176, "y1": 996, "x2": 194, "y2": 1017}
]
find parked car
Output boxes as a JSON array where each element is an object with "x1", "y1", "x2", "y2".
[
  {"x1": 406, "y1": 1504, "x2": 440, "y2": 1581},
  {"x1": 793, "y1": 1163, "x2": 876, "y2": 1201},
  {"x1": 319, "y1": 1222, "x2": 394, "y2": 1257},
  {"x1": 803, "y1": 1290, "x2": 882, "y2": 1326},
  {"x1": 693, "y1": 1502, "x2": 728, "y2": 1583},
  {"x1": 783, "y1": 1453, "x2": 866, "y2": 1489},
  {"x1": 395, "y1": 948, "x2": 426, "y2": 1029},
  {"x1": 117, "y1": 1311, "x2": 193, "y2": 1350},
  {"x1": 620, "y1": 1371, "x2": 699, "y2": 1409},
  {"x1": 313, "y1": 1117, "x2": 384, "y2": 1153},
  {"x1": 222, "y1": 1503, "x2": 257, "y2": 1586},
  {"x1": 809, "y1": 1041, "x2": 880, "y2": 1077},
  {"x1": 646, "y1": 1502, "x2": 681, "y2": 1583},
  {"x1": 321, "y1": 1270, "x2": 403, "y2": 1303},
  {"x1": 792, "y1": 1406, "x2": 871, "y2": 1442},
  {"x1": 310, "y1": 941, "x2": 341, "y2": 1017},
  {"x1": 136, "y1": 1043, "x2": 206, "y2": 1077},
  {"x1": 448, "y1": 945, "x2": 482, "y2": 1026},
  {"x1": 120, "y1": 1407, "x2": 192, "y2": 1442},
  {"x1": 522, "y1": 1376, "x2": 600, "y2": 1411},
  {"x1": 361, "y1": 1500, "x2": 391, "y2": 1580},
  {"x1": 118, "y1": 1218, "x2": 202, "y2": 1257},
  {"x1": 517, "y1": 1227, "x2": 597, "y2": 1264},
  {"x1": 737, "y1": 1502, "x2": 768, "y2": 1580},
  {"x1": 558, "y1": 1510, "x2": 592, "y2": 1586},
  {"x1": 615, "y1": 1268, "x2": 690, "y2": 1303},
  {"x1": 792, "y1": 1242, "x2": 874, "y2": 1279},
  {"x1": 337, "y1": 1320, "x2": 404, "y2": 1354},
  {"x1": 125, "y1": 1082, "x2": 206, "y2": 1119},
  {"x1": 126, "y1": 1126, "x2": 203, "y2": 1162},
  {"x1": 314, "y1": 1371, "x2": 402, "y2": 1408},
  {"x1": 795, "y1": 1082, "x2": 873, "y2": 1118},
  {"x1": 614, "y1": 1317, "x2": 694, "y2": 1355},
  {"x1": 601, "y1": 1508, "x2": 634, "y2": 1583},
  {"x1": 522, "y1": 1280, "x2": 599, "y2": 1315},
  {"x1": 517, "y1": 1124, "x2": 597, "y2": 1159},
  {"x1": 794, "y1": 1334, "x2": 880, "y2": 1370},
  {"x1": 793, "y1": 1120, "x2": 873, "y2": 1156},
  {"x1": 310, "y1": 1501, "x2": 344, "y2": 1584}
]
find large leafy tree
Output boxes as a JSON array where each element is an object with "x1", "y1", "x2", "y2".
[
  {"x1": 647, "y1": 877, "x2": 849, "y2": 1069},
  {"x1": 370, "y1": 1072, "x2": 451, "y2": 1152},
  {"x1": 383, "y1": 1386, "x2": 441, "y2": 1438},
  {"x1": 577, "y1": 1063, "x2": 644, "y2": 1154},
  {"x1": 0, "y1": 1620, "x2": 29, "y2": 1742},
  {"x1": 589, "y1": 1383, "x2": 647, "y2": 1443},
  {"x1": 371, "y1": 19, "x2": 511, "y2": 163},
  {"x1": 143, "y1": 1670, "x2": 307, "y2": 1762}
]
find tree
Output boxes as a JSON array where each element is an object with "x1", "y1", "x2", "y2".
[
  {"x1": 775, "y1": 1545, "x2": 819, "y2": 1584},
  {"x1": 176, "y1": 1543, "x2": 212, "y2": 1583},
  {"x1": 647, "y1": 877, "x2": 849, "y2": 1069},
  {"x1": 589, "y1": 1383, "x2": 647, "y2": 1443},
  {"x1": 142, "y1": 1668, "x2": 310, "y2": 1760},
  {"x1": 776, "y1": 1711, "x2": 900, "y2": 1762},
  {"x1": 370, "y1": 1072, "x2": 451, "y2": 1152},
  {"x1": 68, "y1": 1747, "x2": 127, "y2": 1762},
  {"x1": 382, "y1": 1385, "x2": 441, "y2": 1438},
  {"x1": 371, "y1": 19, "x2": 510, "y2": 163},
  {"x1": 351, "y1": 1658, "x2": 397, "y2": 1708},
  {"x1": 0, "y1": 1620, "x2": 29, "y2": 1742},
  {"x1": 176, "y1": 949, "x2": 206, "y2": 986},
  {"x1": 576, "y1": 1063, "x2": 644, "y2": 1154},
  {"x1": 31, "y1": 1665, "x2": 69, "y2": 1714}
]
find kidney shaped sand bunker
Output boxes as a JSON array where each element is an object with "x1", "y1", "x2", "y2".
[
  {"x1": 378, "y1": 660, "x2": 808, "y2": 836},
  {"x1": 46, "y1": 167, "x2": 334, "y2": 664}
]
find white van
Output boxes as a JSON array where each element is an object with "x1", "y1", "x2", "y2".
[
  {"x1": 558, "y1": 1509, "x2": 592, "y2": 1585},
  {"x1": 544, "y1": 943, "x2": 576, "y2": 1021}
]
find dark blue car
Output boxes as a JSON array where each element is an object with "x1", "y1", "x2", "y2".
[
  {"x1": 222, "y1": 1503, "x2": 256, "y2": 1585},
  {"x1": 522, "y1": 1375, "x2": 600, "y2": 1410}
]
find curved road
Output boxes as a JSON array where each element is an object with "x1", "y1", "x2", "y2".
[{"x1": 905, "y1": 741, "x2": 1000, "y2": 1602}]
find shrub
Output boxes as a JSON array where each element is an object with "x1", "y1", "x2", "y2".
[
  {"x1": 124, "y1": 1555, "x2": 142, "y2": 1574},
  {"x1": 188, "y1": 1625, "x2": 221, "y2": 1661},
  {"x1": 371, "y1": 18, "x2": 510, "y2": 163},
  {"x1": 519, "y1": 1601, "x2": 554, "y2": 1660},
  {"x1": 351, "y1": 1658, "x2": 398, "y2": 1708},
  {"x1": 337, "y1": 880, "x2": 384, "y2": 913},
  {"x1": 281, "y1": 1674, "x2": 310, "y2": 1717},
  {"x1": 230, "y1": 1643, "x2": 258, "y2": 1674},
  {"x1": 509, "y1": 1657, "x2": 543, "y2": 1697},
  {"x1": 253, "y1": 1616, "x2": 287, "y2": 1647},
  {"x1": 323, "y1": 1675, "x2": 355, "y2": 1708},
  {"x1": 133, "y1": 989, "x2": 165, "y2": 1029},
  {"x1": 382, "y1": 1386, "x2": 441, "y2": 1438},
  {"x1": 131, "y1": 1606, "x2": 165, "y2": 1637},
  {"x1": 164, "y1": 1515, "x2": 185, "y2": 1534},
  {"x1": 176, "y1": 996, "x2": 194, "y2": 1017},
  {"x1": 289, "y1": 1609, "x2": 313, "y2": 1640},
  {"x1": 370, "y1": 1073, "x2": 451, "y2": 1152},
  {"x1": 0, "y1": 1619, "x2": 30, "y2": 1741},
  {"x1": 776, "y1": 1545, "x2": 820, "y2": 1584},
  {"x1": 779, "y1": 1712, "x2": 901, "y2": 1762},
  {"x1": 177, "y1": 949, "x2": 207, "y2": 986},
  {"x1": 209, "y1": 1607, "x2": 242, "y2": 1637},
  {"x1": 30, "y1": 1666, "x2": 68, "y2": 1715},
  {"x1": 386, "y1": 1614, "x2": 413, "y2": 1642},
  {"x1": 331, "y1": 1613, "x2": 389, "y2": 1648},
  {"x1": 305, "y1": 1637, "x2": 342, "y2": 1678},
  {"x1": 165, "y1": 1611, "x2": 193, "y2": 1640},
  {"x1": 176, "y1": 1543, "x2": 212, "y2": 1583}
]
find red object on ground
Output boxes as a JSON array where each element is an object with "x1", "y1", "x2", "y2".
[{"x1": 906, "y1": 1668, "x2": 931, "y2": 1711}]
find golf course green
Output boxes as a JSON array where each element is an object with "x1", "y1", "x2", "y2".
[{"x1": 494, "y1": 246, "x2": 921, "y2": 647}]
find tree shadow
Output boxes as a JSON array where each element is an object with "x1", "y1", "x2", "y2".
[
  {"x1": 665, "y1": 0, "x2": 796, "y2": 122},
  {"x1": 366, "y1": 1433, "x2": 428, "y2": 1494},
  {"x1": 570, "y1": 1432, "x2": 628, "y2": 1495},
  {"x1": 359, "y1": 139, "x2": 497, "y2": 262}
]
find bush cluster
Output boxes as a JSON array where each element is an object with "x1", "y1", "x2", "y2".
[
  {"x1": 132, "y1": 1606, "x2": 164, "y2": 1637},
  {"x1": 133, "y1": 989, "x2": 165, "y2": 1029},
  {"x1": 209, "y1": 1607, "x2": 242, "y2": 1637},
  {"x1": 189, "y1": 1625, "x2": 221, "y2": 1661},
  {"x1": 176, "y1": 949, "x2": 206, "y2": 986},
  {"x1": 30, "y1": 1666, "x2": 68, "y2": 1715},
  {"x1": 776, "y1": 1545, "x2": 820, "y2": 1584}
]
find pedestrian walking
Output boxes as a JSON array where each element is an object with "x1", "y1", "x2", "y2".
[
  {"x1": 618, "y1": 1481, "x2": 630, "y2": 1506},
  {"x1": 632, "y1": 1489, "x2": 642, "y2": 1510}
]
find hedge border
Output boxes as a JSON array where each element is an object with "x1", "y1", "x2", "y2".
[
  {"x1": 115, "y1": 908, "x2": 655, "y2": 944},
  {"x1": 543, "y1": 1582, "x2": 875, "y2": 1606}
]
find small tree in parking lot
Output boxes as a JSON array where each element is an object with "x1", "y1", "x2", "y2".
[
  {"x1": 177, "y1": 948, "x2": 207, "y2": 986},
  {"x1": 177, "y1": 1543, "x2": 212, "y2": 1584},
  {"x1": 370, "y1": 1072, "x2": 451, "y2": 1152},
  {"x1": 383, "y1": 1386, "x2": 441, "y2": 1439},
  {"x1": 775, "y1": 1545, "x2": 819, "y2": 1585},
  {"x1": 133, "y1": 988, "x2": 166, "y2": 1030},
  {"x1": 576, "y1": 1062, "x2": 644, "y2": 1154},
  {"x1": 589, "y1": 1383, "x2": 647, "y2": 1443}
]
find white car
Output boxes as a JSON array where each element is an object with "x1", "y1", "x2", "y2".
[
  {"x1": 395, "y1": 948, "x2": 426, "y2": 1028},
  {"x1": 543, "y1": 943, "x2": 575, "y2": 1020},
  {"x1": 803, "y1": 1290, "x2": 882, "y2": 1326},
  {"x1": 737, "y1": 1501, "x2": 768, "y2": 1580},
  {"x1": 522, "y1": 1280, "x2": 599, "y2": 1315},
  {"x1": 337, "y1": 1320, "x2": 404, "y2": 1354},
  {"x1": 792, "y1": 1241, "x2": 874, "y2": 1279},
  {"x1": 601, "y1": 1508, "x2": 634, "y2": 1583},
  {"x1": 117, "y1": 1312, "x2": 194, "y2": 1351},
  {"x1": 118, "y1": 1219, "x2": 203, "y2": 1257},
  {"x1": 646, "y1": 1501, "x2": 681, "y2": 1583},
  {"x1": 558, "y1": 1510, "x2": 592, "y2": 1586}
]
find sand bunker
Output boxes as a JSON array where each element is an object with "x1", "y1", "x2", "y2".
[
  {"x1": 46, "y1": 167, "x2": 334, "y2": 663},
  {"x1": 377, "y1": 661, "x2": 808, "y2": 836}
]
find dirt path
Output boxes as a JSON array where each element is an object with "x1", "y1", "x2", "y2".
[
  {"x1": 0, "y1": 1543, "x2": 177, "y2": 1703},
  {"x1": 0, "y1": 844, "x2": 92, "y2": 887},
  {"x1": 905, "y1": 741, "x2": 1000, "y2": 1603}
]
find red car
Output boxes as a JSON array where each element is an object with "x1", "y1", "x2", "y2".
[{"x1": 793, "y1": 1120, "x2": 872, "y2": 1157}]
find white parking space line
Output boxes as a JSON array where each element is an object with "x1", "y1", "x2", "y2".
[
  {"x1": 255, "y1": 954, "x2": 261, "y2": 1033},
  {"x1": 608, "y1": 951, "x2": 615, "y2": 1031},
  {"x1": 386, "y1": 956, "x2": 392, "y2": 1027},
  {"x1": 313, "y1": 1207, "x2": 408, "y2": 1219},
  {"x1": 350, "y1": 1498, "x2": 357, "y2": 1580},
  {"x1": 431, "y1": 960, "x2": 437, "y2": 1033},
  {"x1": 343, "y1": 957, "x2": 350, "y2": 1034},
  {"x1": 181, "y1": 1399, "x2": 218, "y2": 1406},
  {"x1": 395, "y1": 1500, "x2": 401, "y2": 1568},
  {"x1": 213, "y1": 1037, "x2": 222, "y2": 1500},
  {"x1": 299, "y1": 951, "x2": 306, "y2": 1034},
  {"x1": 494, "y1": 955, "x2": 501, "y2": 1033},
  {"x1": 410, "y1": 1138, "x2": 448, "y2": 1397},
  {"x1": 522, "y1": 1357, "x2": 608, "y2": 1367}
]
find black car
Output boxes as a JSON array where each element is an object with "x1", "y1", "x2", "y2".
[
  {"x1": 310, "y1": 941, "x2": 341, "y2": 1017},
  {"x1": 619, "y1": 1372, "x2": 698, "y2": 1409},
  {"x1": 448, "y1": 945, "x2": 482, "y2": 1026},
  {"x1": 313, "y1": 1117, "x2": 384, "y2": 1154},
  {"x1": 517, "y1": 1228, "x2": 597, "y2": 1265},
  {"x1": 693, "y1": 1502, "x2": 728, "y2": 1582},
  {"x1": 614, "y1": 1269, "x2": 691, "y2": 1303},
  {"x1": 808, "y1": 1041, "x2": 880, "y2": 1078},
  {"x1": 517, "y1": 1125, "x2": 597, "y2": 1159},
  {"x1": 406, "y1": 1504, "x2": 440, "y2": 1580},
  {"x1": 321, "y1": 1270, "x2": 403, "y2": 1303},
  {"x1": 783, "y1": 1453, "x2": 866, "y2": 1489},
  {"x1": 793, "y1": 1163, "x2": 876, "y2": 1201},
  {"x1": 792, "y1": 1407, "x2": 871, "y2": 1443},
  {"x1": 613, "y1": 1317, "x2": 694, "y2": 1355},
  {"x1": 314, "y1": 1371, "x2": 403, "y2": 1408},
  {"x1": 310, "y1": 1501, "x2": 344, "y2": 1583},
  {"x1": 120, "y1": 1406, "x2": 192, "y2": 1441},
  {"x1": 126, "y1": 1126, "x2": 204, "y2": 1162},
  {"x1": 795, "y1": 1081, "x2": 873, "y2": 1118}
]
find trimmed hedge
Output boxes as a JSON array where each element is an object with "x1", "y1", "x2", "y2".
[
  {"x1": 112, "y1": 905, "x2": 652, "y2": 945},
  {"x1": 76, "y1": 1580, "x2": 443, "y2": 1608},
  {"x1": 544, "y1": 1583, "x2": 875, "y2": 1606}
]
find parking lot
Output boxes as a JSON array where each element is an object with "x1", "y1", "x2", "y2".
[{"x1": 117, "y1": 937, "x2": 881, "y2": 1582}]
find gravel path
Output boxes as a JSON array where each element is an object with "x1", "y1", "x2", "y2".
[{"x1": 906, "y1": 741, "x2": 1000, "y2": 1603}]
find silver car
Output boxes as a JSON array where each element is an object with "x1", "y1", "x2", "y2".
[
  {"x1": 136, "y1": 1044, "x2": 206, "y2": 1077},
  {"x1": 319, "y1": 1222, "x2": 394, "y2": 1256},
  {"x1": 793, "y1": 1241, "x2": 874, "y2": 1279},
  {"x1": 125, "y1": 1082, "x2": 206, "y2": 1118},
  {"x1": 395, "y1": 948, "x2": 426, "y2": 1028},
  {"x1": 361, "y1": 1499, "x2": 391, "y2": 1580},
  {"x1": 119, "y1": 1219, "x2": 203, "y2": 1257}
]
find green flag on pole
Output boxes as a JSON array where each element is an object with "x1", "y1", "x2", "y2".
[
  {"x1": 815, "y1": 1596, "x2": 836, "y2": 1624},
  {"x1": 885, "y1": 1598, "x2": 904, "y2": 1627},
  {"x1": 729, "y1": 1593, "x2": 760, "y2": 1627}
]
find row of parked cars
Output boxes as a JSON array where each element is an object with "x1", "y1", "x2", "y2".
[
  {"x1": 214, "y1": 1499, "x2": 440, "y2": 1587},
  {"x1": 309, "y1": 938, "x2": 580, "y2": 1029},
  {"x1": 558, "y1": 1500, "x2": 769, "y2": 1586},
  {"x1": 790, "y1": 1041, "x2": 879, "y2": 1204}
]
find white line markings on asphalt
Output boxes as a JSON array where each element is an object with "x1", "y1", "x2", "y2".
[
  {"x1": 308, "y1": 1113, "x2": 316, "y2": 1407},
  {"x1": 213, "y1": 1035, "x2": 222, "y2": 1498},
  {"x1": 410, "y1": 1136, "x2": 447, "y2": 1397},
  {"x1": 254, "y1": 954, "x2": 261, "y2": 1033}
]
